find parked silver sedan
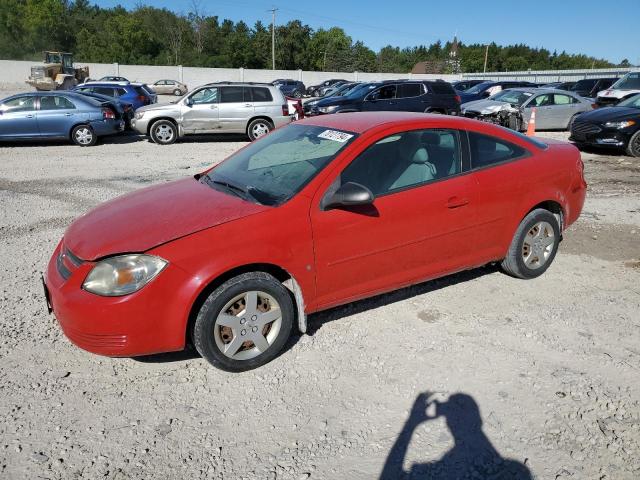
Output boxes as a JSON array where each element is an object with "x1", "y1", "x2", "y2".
[
  {"x1": 151, "y1": 79, "x2": 188, "y2": 96},
  {"x1": 462, "y1": 88, "x2": 594, "y2": 130}
]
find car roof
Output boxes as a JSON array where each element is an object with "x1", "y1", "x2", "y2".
[
  {"x1": 83, "y1": 81, "x2": 131, "y2": 87},
  {"x1": 297, "y1": 111, "x2": 502, "y2": 134}
]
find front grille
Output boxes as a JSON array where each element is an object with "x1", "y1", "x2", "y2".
[
  {"x1": 571, "y1": 121, "x2": 602, "y2": 137},
  {"x1": 56, "y1": 247, "x2": 84, "y2": 280}
]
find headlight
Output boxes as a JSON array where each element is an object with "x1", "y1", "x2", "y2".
[
  {"x1": 135, "y1": 111, "x2": 145, "y2": 119},
  {"x1": 604, "y1": 120, "x2": 636, "y2": 129},
  {"x1": 318, "y1": 105, "x2": 339, "y2": 113},
  {"x1": 83, "y1": 254, "x2": 167, "y2": 296}
]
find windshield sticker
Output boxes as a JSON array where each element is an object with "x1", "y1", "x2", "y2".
[{"x1": 318, "y1": 130, "x2": 353, "y2": 142}]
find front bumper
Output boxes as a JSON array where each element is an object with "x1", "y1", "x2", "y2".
[
  {"x1": 131, "y1": 116, "x2": 152, "y2": 135},
  {"x1": 45, "y1": 241, "x2": 193, "y2": 357},
  {"x1": 569, "y1": 121, "x2": 632, "y2": 148}
]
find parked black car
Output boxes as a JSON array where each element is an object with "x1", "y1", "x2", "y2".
[
  {"x1": 303, "y1": 82, "x2": 360, "y2": 115},
  {"x1": 569, "y1": 78, "x2": 618, "y2": 98},
  {"x1": 312, "y1": 80, "x2": 461, "y2": 116},
  {"x1": 452, "y1": 79, "x2": 485, "y2": 91},
  {"x1": 272, "y1": 79, "x2": 306, "y2": 98},
  {"x1": 306, "y1": 79, "x2": 347, "y2": 97},
  {"x1": 458, "y1": 80, "x2": 538, "y2": 103},
  {"x1": 570, "y1": 93, "x2": 640, "y2": 157},
  {"x1": 541, "y1": 81, "x2": 576, "y2": 91}
]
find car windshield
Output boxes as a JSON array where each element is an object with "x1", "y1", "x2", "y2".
[
  {"x1": 611, "y1": 73, "x2": 640, "y2": 90},
  {"x1": 202, "y1": 124, "x2": 358, "y2": 206},
  {"x1": 571, "y1": 80, "x2": 596, "y2": 90},
  {"x1": 617, "y1": 93, "x2": 640, "y2": 108},
  {"x1": 489, "y1": 90, "x2": 533, "y2": 105},
  {"x1": 346, "y1": 83, "x2": 378, "y2": 99},
  {"x1": 465, "y1": 82, "x2": 492, "y2": 94}
]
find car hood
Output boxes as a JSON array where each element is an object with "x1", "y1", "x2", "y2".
[
  {"x1": 577, "y1": 106, "x2": 640, "y2": 123},
  {"x1": 136, "y1": 102, "x2": 179, "y2": 114},
  {"x1": 316, "y1": 97, "x2": 351, "y2": 107},
  {"x1": 458, "y1": 92, "x2": 482, "y2": 104},
  {"x1": 461, "y1": 99, "x2": 512, "y2": 113},
  {"x1": 64, "y1": 177, "x2": 268, "y2": 261}
]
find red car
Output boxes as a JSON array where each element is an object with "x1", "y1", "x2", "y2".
[{"x1": 44, "y1": 112, "x2": 586, "y2": 371}]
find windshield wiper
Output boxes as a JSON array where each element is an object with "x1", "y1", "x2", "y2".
[{"x1": 201, "y1": 175, "x2": 253, "y2": 201}]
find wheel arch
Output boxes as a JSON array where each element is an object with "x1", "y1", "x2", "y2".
[
  {"x1": 526, "y1": 200, "x2": 565, "y2": 232},
  {"x1": 184, "y1": 262, "x2": 307, "y2": 347},
  {"x1": 146, "y1": 116, "x2": 179, "y2": 136}
]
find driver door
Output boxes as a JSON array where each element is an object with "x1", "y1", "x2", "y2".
[
  {"x1": 182, "y1": 87, "x2": 219, "y2": 133},
  {"x1": 362, "y1": 84, "x2": 398, "y2": 112},
  {"x1": 309, "y1": 128, "x2": 477, "y2": 310}
]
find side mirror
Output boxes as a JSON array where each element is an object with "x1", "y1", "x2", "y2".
[
  {"x1": 323, "y1": 182, "x2": 374, "y2": 210},
  {"x1": 481, "y1": 91, "x2": 491, "y2": 98},
  {"x1": 184, "y1": 97, "x2": 193, "y2": 107}
]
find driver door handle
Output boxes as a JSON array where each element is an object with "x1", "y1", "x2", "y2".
[
  {"x1": 244, "y1": 103, "x2": 253, "y2": 107},
  {"x1": 446, "y1": 196, "x2": 469, "y2": 208},
  {"x1": 209, "y1": 105, "x2": 217, "y2": 109},
  {"x1": 26, "y1": 114, "x2": 34, "y2": 118}
]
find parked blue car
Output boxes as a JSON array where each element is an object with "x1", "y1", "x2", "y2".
[
  {"x1": 73, "y1": 90, "x2": 135, "y2": 128},
  {"x1": 0, "y1": 92, "x2": 124, "y2": 146},
  {"x1": 74, "y1": 81, "x2": 155, "y2": 110}
]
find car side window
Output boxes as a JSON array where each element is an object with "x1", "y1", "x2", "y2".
[
  {"x1": 1, "y1": 96, "x2": 36, "y2": 113},
  {"x1": 251, "y1": 87, "x2": 273, "y2": 102},
  {"x1": 397, "y1": 83, "x2": 423, "y2": 98},
  {"x1": 220, "y1": 87, "x2": 244, "y2": 103},
  {"x1": 378, "y1": 84, "x2": 397, "y2": 100},
  {"x1": 39, "y1": 96, "x2": 76, "y2": 110},
  {"x1": 340, "y1": 129, "x2": 462, "y2": 197},
  {"x1": 93, "y1": 87, "x2": 115, "y2": 96},
  {"x1": 553, "y1": 94, "x2": 575, "y2": 105},
  {"x1": 190, "y1": 87, "x2": 218, "y2": 105},
  {"x1": 468, "y1": 132, "x2": 527, "y2": 169},
  {"x1": 528, "y1": 94, "x2": 552, "y2": 107}
]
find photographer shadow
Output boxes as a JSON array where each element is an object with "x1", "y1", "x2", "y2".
[{"x1": 380, "y1": 392, "x2": 532, "y2": 480}]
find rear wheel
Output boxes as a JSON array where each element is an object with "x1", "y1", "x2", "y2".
[
  {"x1": 150, "y1": 120, "x2": 177, "y2": 145},
  {"x1": 173, "y1": 89, "x2": 182, "y2": 96},
  {"x1": 193, "y1": 272, "x2": 294, "y2": 372},
  {"x1": 501, "y1": 209, "x2": 560, "y2": 279},
  {"x1": 247, "y1": 118, "x2": 273, "y2": 141},
  {"x1": 626, "y1": 130, "x2": 640, "y2": 158},
  {"x1": 71, "y1": 125, "x2": 97, "y2": 147}
]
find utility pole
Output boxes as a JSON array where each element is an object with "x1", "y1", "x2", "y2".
[
  {"x1": 483, "y1": 44, "x2": 489, "y2": 73},
  {"x1": 268, "y1": 7, "x2": 278, "y2": 70}
]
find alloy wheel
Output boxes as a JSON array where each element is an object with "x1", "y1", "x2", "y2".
[{"x1": 521, "y1": 221, "x2": 555, "y2": 269}]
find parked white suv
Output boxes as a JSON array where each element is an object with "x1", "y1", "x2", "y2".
[
  {"x1": 596, "y1": 72, "x2": 640, "y2": 107},
  {"x1": 132, "y1": 82, "x2": 292, "y2": 144}
]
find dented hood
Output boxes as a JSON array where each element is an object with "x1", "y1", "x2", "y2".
[
  {"x1": 64, "y1": 177, "x2": 268, "y2": 261},
  {"x1": 461, "y1": 99, "x2": 514, "y2": 114}
]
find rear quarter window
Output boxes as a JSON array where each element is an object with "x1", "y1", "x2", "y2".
[
  {"x1": 133, "y1": 86, "x2": 148, "y2": 96},
  {"x1": 428, "y1": 82, "x2": 455, "y2": 95},
  {"x1": 469, "y1": 131, "x2": 529, "y2": 169},
  {"x1": 252, "y1": 87, "x2": 273, "y2": 102}
]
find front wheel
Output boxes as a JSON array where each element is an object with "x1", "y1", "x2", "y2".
[
  {"x1": 71, "y1": 125, "x2": 97, "y2": 146},
  {"x1": 247, "y1": 118, "x2": 273, "y2": 141},
  {"x1": 626, "y1": 130, "x2": 640, "y2": 158},
  {"x1": 193, "y1": 272, "x2": 294, "y2": 372},
  {"x1": 501, "y1": 209, "x2": 560, "y2": 279},
  {"x1": 150, "y1": 119, "x2": 177, "y2": 145},
  {"x1": 567, "y1": 113, "x2": 579, "y2": 131}
]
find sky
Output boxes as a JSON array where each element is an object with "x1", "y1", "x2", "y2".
[{"x1": 95, "y1": 0, "x2": 640, "y2": 64}]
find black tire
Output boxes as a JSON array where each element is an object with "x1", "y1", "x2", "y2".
[
  {"x1": 71, "y1": 124, "x2": 97, "y2": 147},
  {"x1": 567, "y1": 113, "x2": 579, "y2": 131},
  {"x1": 173, "y1": 89, "x2": 182, "y2": 96},
  {"x1": 247, "y1": 118, "x2": 274, "y2": 141},
  {"x1": 149, "y1": 119, "x2": 177, "y2": 145},
  {"x1": 193, "y1": 272, "x2": 294, "y2": 372},
  {"x1": 501, "y1": 208, "x2": 560, "y2": 279},
  {"x1": 626, "y1": 130, "x2": 640, "y2": 158}
]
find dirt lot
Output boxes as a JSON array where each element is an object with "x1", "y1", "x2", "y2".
[{"x1": 1, "y1": 88, "x2": 639, "y2": 479}]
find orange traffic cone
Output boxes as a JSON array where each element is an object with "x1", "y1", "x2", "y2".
[{"x1": 526, "y1": 107, "x2": 537, "y2": 136}]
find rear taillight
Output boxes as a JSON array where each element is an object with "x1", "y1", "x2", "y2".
[
  {"x1": 454, "y1": 95, "x2": 461, "y2": 104},
  {"x1": 102, "y1": 108, "x2": 115, "y2": 119},
  {"x1": 282, "y1": 104, "x2": 289, "y2": 116},
  {"x1": 138, "y1": 95, "x2": 147, "y2": 104},
  {"x1": 591, "y1": 103, "x2": 598, "y2": 109}
]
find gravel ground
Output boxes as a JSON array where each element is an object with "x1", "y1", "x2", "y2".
[{"x1": 1, "y1": 88, "x2": 640, "y2": 479}]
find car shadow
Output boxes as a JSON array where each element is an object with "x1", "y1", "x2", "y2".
[
  {"x1": 131, "y1": 264, "x2": 498, "y2": 365},
  {"x1": 379, "y1": 391, "x2": 532, "y2": 479}
]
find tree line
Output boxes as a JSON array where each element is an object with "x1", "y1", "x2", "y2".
[{"x1": 0, "y1": 0, "x2": 623, "y2": 73}]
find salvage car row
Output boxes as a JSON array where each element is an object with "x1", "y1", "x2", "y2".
[{"x1": 2, "y1": 72, "x2": 640, "y2": 156}]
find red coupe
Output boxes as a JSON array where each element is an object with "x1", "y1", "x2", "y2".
[{"x1": 44, "y1": 112, "x2": 586, "y2": 371}]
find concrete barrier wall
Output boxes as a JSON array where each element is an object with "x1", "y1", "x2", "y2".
[
  {"x1": 462, "y1": 68, "x2": 636, "y2": 82},
  {"x1": 0, "y1": 59, "x2": 460, "y2": 90}
]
